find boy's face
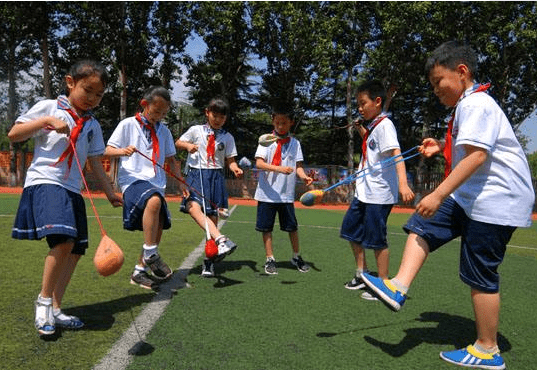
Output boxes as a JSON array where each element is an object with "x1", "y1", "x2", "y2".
[
  {"x1": 356, "y1": 92, "x2": 382, "y2": 121},
  {"x1": 66, "y1": 74, "x2": 105, "y2": 114},
  {"x1": 429, "y1": 64, "x2": 473, "y2": 107},
  {"x1": 272, "y1": 113, "x2": 294, "y2": 136},
  {"x1": 206, "y1": 109, "x2": 227, "y2": 130},
  {"x1": 141, "y1": 96, "x2": 170, "y2": 125}
]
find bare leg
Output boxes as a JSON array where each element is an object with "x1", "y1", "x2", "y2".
[
  {"x1": 40, "y1": 241, "x2": 74, "y2": 299},
  {"x1": 263, "y1": 232, "x2": 273, "y2": 258},
  {"x1": 52, "y1": 253, "x2": 81, "y2": 309},
  {"x1": 350, "y1": 241, "x2": 367, "y2": 271},
  {"x1": 374, "y1": 248, "x2": 390, "y2": 280},
  {"x1": 393, "y1": 233, "x2": 430, "y2": 287},
  {"x1": 472, "y1": 289, "x2": 500, "y2": 350},
  {"x1": 289, "y1": 231, "x2": 300, "y2": 254},
  {"x1": 143, "y1": 195, "x2": 163, "y2": 245},
  {"x1": 186, "y1": 201, "x2": 221, "y2": 239}
]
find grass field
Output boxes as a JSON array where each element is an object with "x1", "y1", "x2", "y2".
[{"x1": 1, "y1": 193, "x2": 536, "y2": 370}]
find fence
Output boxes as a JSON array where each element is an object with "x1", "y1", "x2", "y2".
[{"x1": 1, "y1": 151, "x2": 536, "y2": 211}]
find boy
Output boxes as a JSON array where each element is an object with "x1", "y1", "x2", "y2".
[
  {"x1": 361, "y1": 41, "x2": 535, "y2": 369},
  {"x1": 254, "y1": 103, "x2": 313, "y2": 275},
  {"x1": 105, "y1": 86, "x2": 187, "y2": 291},
  {"x1": 341, "y1": 80, "x2": 414, "y2": 300},
  {"x1": 176, "y1": 97, "x2": 243, "y2": 277}
]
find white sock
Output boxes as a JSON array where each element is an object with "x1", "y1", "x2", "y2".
[
  {"x1": 266, "y1": 256, "x2": 275, "y2": 262},
  {"x1": 37, "y1": 295, "x2": 52, "y2": 306},
  {"x1": 293, "y1": 252, "x2": 299, "y2": 259},
  {"x1": 143, "y1": 244, "x2": 158, "y2": 260},
  {"x1": 474, "y1": 342, "x2": 499, "y2": 354},
  {"x1": 390, "y1": 278, "x2": 409, "y2": 294},
  {"x1": 215, "y1": 235, "x2": 226, "y2": 244},
  {"x1": 133, "y1": 264, "x2": 147, "y2": 275}
]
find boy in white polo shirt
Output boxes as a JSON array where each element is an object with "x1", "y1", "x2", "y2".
[
  {"x1": 361, "y1": 41, "x2": 535, "y2": 370},
  {"x1": 341, "y1": 80, "x2": 414, "y2": 299},
  {"x1": 254, "y1": 103, "x2": 313, "y2": 275}
]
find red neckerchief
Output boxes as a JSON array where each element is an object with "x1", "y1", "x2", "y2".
[
  {"x1": 271, "y1": 132, "x2": 291, "y2": 166},
  {"x1": 206, "y1": 128, "x2": 216, "y2": 165},
  {"x1": 136, "y1": 112, "x2": 159, "y2": 173},
  {"x1": 361, "y1": 114, "x2": 387, "y2": 166},
  {"x1": 443, "y1": 83, "x2": 490, "y2": 178},
  {"x1": 54, "y1": 97, "x2": 91, "y2": 171}
]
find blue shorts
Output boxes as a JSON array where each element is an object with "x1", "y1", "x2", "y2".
[
  {"x1": 123, "y1": 180, "x2": 171, "y2": 231},
  {"x1": 12, "y1": 184, "x2": 89, "y2": 255},
  {"x1": 403, "y1": 197, "x2": 516, "y2": 293},
  {"x1": 340, "y1": 198, "x2": 393, "y2": 250},
  {"x1": 255, "y1": 201, "x2": 298, "y2": 233},
  {"x1": 180, "y1": 167, "x2": 228, "y2": 217}
]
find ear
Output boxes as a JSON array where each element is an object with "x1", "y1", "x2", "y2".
[
  {"x1": 140, "y1": 99, "x2": 148, "y2": 108},
  {"x1": 457, "y1": 64, "x2": 471, "y2": 78},
  {"x1": 375, "y1": 96, "x2": 383, "y2": 109},
  {"x1": 66, "y1": 75, "x2": 76, "y2": 90}
]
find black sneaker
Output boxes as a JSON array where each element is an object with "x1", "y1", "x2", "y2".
[
  {"x1": 264, "y1": 259, "x2": 278, "y2": 275},
  {"x1": 201, "y1": 259, "x2": 215, "y2": 277},
  {"x1": 130, "y1": 271, "x2": 160, "y2": 291},
  {"x1": 291, "y1": 256, "x2": 310, "y2": 272},
  {"x1": 143, "y1": 254, "x2": 172, "y2": 280},
  {"x1": 344, "y1": 275, "x2": 366, "y2": 290}
]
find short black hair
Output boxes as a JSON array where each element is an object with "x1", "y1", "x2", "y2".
[
  {"x1": 425, "y1": 41, "x2": 478, "y2": 78},
  {"x1": 355, "y1": 80, "x2": 386, "y2": 105},
  {"x1": 207, "y1": 97, "x2": 229, "y2": 116},
  {"x1": 271, "y1": 101, "x2": 295, "y2": 121},
  {"x1": 68, "y1": 60, "x2": 109, "y2": 87},
  {"x1": 141, "y1": 86, "x2": 171, "y2": 104}
]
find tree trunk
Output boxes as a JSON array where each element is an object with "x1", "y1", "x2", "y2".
[{"x1": 345, "y1": 64, "x2": 354, "y2": 171}]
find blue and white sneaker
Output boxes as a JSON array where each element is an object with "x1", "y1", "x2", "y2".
[
  {"x1": 440, "y1": 345, "x2": 505, "y2": 369},
  {"x1": 360, "y1": 272, "x2": 406, "y2": 311},
  {"x1": 35, "y1": 296, "x2": 55, "y2": 336},
  {"x1": 54, "y1": 311, "x2": 84, "y2": 330}
]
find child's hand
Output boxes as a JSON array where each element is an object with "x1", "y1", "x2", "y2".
[
  {"x1": 399, "y1": 184, "x2": 415, "y2": 204},
  {"x1": 122, "y1": 145, "x2": 137, "y2": 157},
  {"x1": 303, "y1": 176, "x2": 313, "y2": 186},
  {"x1": 280, "y1": 166, "x2": 294, "y2": 175},
  {"x1": 107, "y1": 193, "x2": 123, "y2": 207},
  {"x1": 46, "y1": 117, "x2": 70, "y2": 135},
  {"x1": 419, "y1": 138, "x2": 441, "y2": 158},
  {"x1": 188, "y1": 143, "x2": 199, "y2": 154},
  {"x1": 415, "y1": 192, "x2": 442, "y2": 218},
  {"x1": 233, "y1": 167, "x2": 243, "y2": 178}
]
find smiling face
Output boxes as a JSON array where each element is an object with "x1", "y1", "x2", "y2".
[
  {"x1": 206, "y1": 109, "x2": 227, "y2": 130},
  {"x1": 356, "y1": 92, "x2": 382, "y2": 121},
  {"x1": 141, "y1": 96, "x2": 171, "y2": 125},
  {"x1": 271, "y1": 113, "x2": 294, "y2": 136},
  {"x1": 428, "y1": 63, "x2": 474, "y2": 107},
  {"x1": 66, "y1": 74, "x2": 105, "y2": 114}
]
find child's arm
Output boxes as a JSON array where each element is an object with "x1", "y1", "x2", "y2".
[
  {"x1": 226, "y1": 157, "x2": 243, "y2": 178},
  {"x1": 387, "y1": 148, "x2": 415, "y2": 204},
  {"x1": 165, "y1": 156, "x2": 190, "y2": 198},
  {"x1": 175, "y1": 139, "x2": 199, "y2": 154},
  {"x1": 104, "y1": 145, "x2": 136, "y2": 158},
  {"x1": 416, "y1": 144, "x2": 487, "y2": 218},
  {"x1": 87, "y1": 156, "x2": 123, "y2": 207},
  {"x1": 419, "y1": 137, "x2": 443, "y2": 157},
  {"x1": 255, "y1": 157, "x2": 294, "y2": 175},
  {"x1": 295, "y1": 162, "x2": 313, "y2": 186},
  {"x1": 8, "y1": 117, "x2": 70, "y2": 143}
]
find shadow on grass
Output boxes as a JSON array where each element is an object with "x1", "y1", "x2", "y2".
[
  {"x1": 63, "y1": 293, "x2": 155, "y2": 332},
  {"x1": 361, "y1": 311, "x2": 512, "y2": 356},
  {"x1": 188, "y1": 259, "x2": 260, "y2": 277}
]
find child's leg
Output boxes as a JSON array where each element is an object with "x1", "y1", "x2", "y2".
[
  {"x1": 40, "y1": 241, "x2": 74, "y2": 299},
  {"x1": 289, "y1": 230, "x2": 300, "y2": 254},
  {"x1": 263, "y1": 231, "x2": 274, "y2": 258},
  {"x1": 186, "y1": 201, "x2": 221, "y2": 239},
  {"x1": 350, "y1": 241, "x2": 367, "y2": 272},
  {"x1": 472, "y1": 289, "x2": 500, "y2": 350},
  {"x1": 52, "y1": 253, "x2": 81, "y2": 309},
  {"x1": 142, "y1": 195, "x2": 164, "y2": 246},
  {"x1": 374, "y1": 248, "x2": 390, "y2": 280},
  {"x1": 393, "y1": 232, "x2": 430, "y2": 288}
]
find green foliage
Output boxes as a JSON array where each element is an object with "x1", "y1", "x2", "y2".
[{"x1": 528, "y1": 151, "x2": 537, "y2": 179}]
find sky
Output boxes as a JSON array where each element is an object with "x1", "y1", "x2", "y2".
[{"x1": 174, "y1": 35, "x2": 537, "y2": 155}]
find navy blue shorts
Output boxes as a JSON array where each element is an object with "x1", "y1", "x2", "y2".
[
  {"x1": 340, "y1": 198, "x2": 393, "y2": 250},
  {"x1": 180, "y1": 167, "x2": 228, "y2": 217},
  {"x1": 123, "y1": 180, "x2": 171, "y2": 231},
  {"x1": 403, "y1": 197, "x2": 516, "y2": 293},
  {"x1": 255, "y1": 201, "x2": 298, "y2": 233},
  {"x1": 12, "y1": 184, "x2": 89, "y2": 255}
]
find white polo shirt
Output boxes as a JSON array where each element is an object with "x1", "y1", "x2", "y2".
[
  {"x1": 107, "y1": 116, "x2": 176, "y2": 193},
  {"x1": 355, "y1": 117, "x2": 401, "y2": 204},
  {"x1": 16, "y1": 98, "x2": 105, "y2": 194},
  {"x1": 451, "y1": 91, "x2": 534, "y2": 227},
  {"x1": 254, "y1": 137, "x2": 304, "y2": 203},
  {"x1": 180, "y1": 124, "x2": 237, "y2": 169}
]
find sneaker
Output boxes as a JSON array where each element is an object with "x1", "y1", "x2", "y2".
[
  {"x1": 291, "y1": 256, "x2": 310, "y2": 272},
  {"x1": 264, "y1": 259, "x2": 278, "y2": 275},
  {"x1": 440, "y1": 345, "x2": 506, "y2": 370},
  {"x1": 35, "y1": 296, "x2": 55, "y2": 336},
  {"x1": 214, "y1": 238, "x2": 238, "y2": 262},
  {"x1": 54, "y1": 311, "x2": 84, "y2": 329},
  {"x1": 201, "y1": 259, "x2": 215, "y2": 277},
  {"x1": 344, "y1": 275, "x2": 366, "y2": 290},
  {"x1": 361, "y1": 291, "x2": 379, "y2": 301},
  {"x1": 130, "y1": 270, "x2": 160, "y2": 291},
  {"x1": 360, "y1": 272, "x2": 406, "y2": 311},
  {"x1": 143, "y1": 254, "x2": 172, "y2": 280}
]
